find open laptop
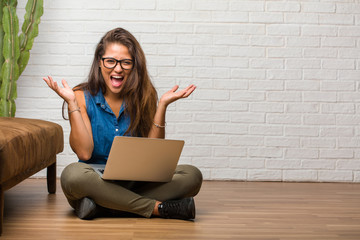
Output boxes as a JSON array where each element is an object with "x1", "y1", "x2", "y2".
[{"x1": 89, "y1": 136, "x2": 185, "y2": 182}]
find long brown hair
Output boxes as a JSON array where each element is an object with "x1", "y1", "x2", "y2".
[{"x1": 73, "y1": 28, "x2": 158, "y2": 137}]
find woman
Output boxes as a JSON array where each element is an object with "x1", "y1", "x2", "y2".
[{"x1": 43, "y1": 28, "x2": 202, "y2": 220}]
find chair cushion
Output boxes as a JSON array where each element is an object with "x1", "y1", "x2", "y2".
[{"x1": 0, "y1": 117, "x2": 63, "y2": 184}]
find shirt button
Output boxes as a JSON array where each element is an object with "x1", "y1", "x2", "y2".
[{"x1": 115, "y1": 129, "x2": 119, "y2": 132}]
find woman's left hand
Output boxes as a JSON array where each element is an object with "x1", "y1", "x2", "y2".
[{"x1": 159, "y1": 84, "x2": 196, "y2": 107}]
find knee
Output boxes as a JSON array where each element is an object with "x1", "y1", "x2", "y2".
[
  {"x1": 178, "y1": 164, "x2": 203, "y2": 195},
  {"x1": 60, "y1": 162, "x2": 94, "y2": 193}
]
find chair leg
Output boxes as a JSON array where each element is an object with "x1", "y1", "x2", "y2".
[
  {"x1": 0, "y1": 186, "x2": 4, "y2": 236},
  {"x1": 47, "y1": 161, "x2": 56, "y2": 194}
]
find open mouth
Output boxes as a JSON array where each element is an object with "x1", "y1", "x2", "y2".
[{"x1": 110, "y1": 75, "x2": 124, "y2": 88}]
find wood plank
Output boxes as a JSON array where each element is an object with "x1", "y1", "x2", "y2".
[{"x1": 2, "y1": 179, "x2": 360, "y2": 239}]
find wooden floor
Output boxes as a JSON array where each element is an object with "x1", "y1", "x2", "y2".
[{"x1": 1, "y1": 179, "x2": 360, "y2": 240}]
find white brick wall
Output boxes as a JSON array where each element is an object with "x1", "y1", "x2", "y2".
[{"x1": 14, "y1": 0, "x2": 360, "y2": 182}]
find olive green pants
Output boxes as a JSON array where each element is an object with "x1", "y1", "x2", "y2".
[{"x1": 60, "y1": 162, "x2": 203, "y2": 218}]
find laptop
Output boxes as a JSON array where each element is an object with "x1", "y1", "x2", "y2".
[{"x1": 89, "y1": 136, "x2": 185, "y2": 182}]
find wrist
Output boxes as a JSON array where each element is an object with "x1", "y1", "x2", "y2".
[{"x1": 67, "y1": 100, "x2": 79, "y2": 111}]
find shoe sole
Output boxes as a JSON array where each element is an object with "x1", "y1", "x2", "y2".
[{"x1": 75, "y1": 197, "x2": 97, "y2": 220}]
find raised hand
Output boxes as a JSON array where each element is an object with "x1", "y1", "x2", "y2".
[
  {"x1": 43, "y1": 76, "x2": 76, "y2": 103},
  {"x1": 159, "y1": 84, "x2": 196, "y2": 107}
]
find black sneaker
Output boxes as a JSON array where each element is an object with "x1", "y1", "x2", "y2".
[
  {"x1": 75, "y1": 197, "x2": 97, "y2": 220},
  {"x1": 158, "y1": 197, "x2": 195, "y2": 220}
]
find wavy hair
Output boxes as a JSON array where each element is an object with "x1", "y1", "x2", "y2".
[{"x1": 73, "y1": 28, "x2": 158, "y2": 137}]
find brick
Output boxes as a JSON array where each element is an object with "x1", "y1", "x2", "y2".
[
  {"x1": 250, "y1": 103, "x2": 284, "y2": 113},
  {"x1": 267, "y1": 70, "x2": 302, "y2": 80},
  {"x1": 321, "y1": 103, "x2": 355, "y2": 114},
  {"x1": 211, "y1": 169, "x2": 247, "y2": 180},
  {"x1": 232, "y1": 69, "x2": 266, "y2": 80},
  {"x1": 231, "y1": 113, "x2": 265, "y2": 123},
  {"x1": 214, "y1": 36, "x2": 249, "y2": 46},
  {"x1": 304, "y1": 92, "x2": 337, "y2": 103},
  {"x1": 248, "y1": 170, "x2": 282, "y2": 181},
  {"x1": 214, "y1": 80, "x2": 249, "y2": 90},
  {"x1": 266, "y1": 2, "x2": 300, "y2": 12},
  {"x1": 286, "y1": 103, "x2": 319, "y2": 113},
  {"x1": 230, "y1": 159, "x2": 264, "y2": 169},
  {"x1": 323, "y1": 59, "x2": 355, "y2": 70},
  {"x1": 285, "y1": 13, "x2": 319, "y2": 24},
  {"x1": 176, "y1": 12, "x2": 212, "y2": 22},
  {"x1": 194, "y1": 0, "x2": 229, "y2": 11},
  {"x1": 321, "y1": 81, "x2": 355, "y2": 91},
  {"x1": 336, "y1": 115, "x2": 360, "y2": 125},
  {"x1": 250, "y1": 12, "x2": 283, "y2": 23},
  {"x1": 283, "y1": 170, "x2": 318, "y2": 182},
  {"x1": 304, "y1": 115, "x2": 336, "y2": 125},
  {"x1": 336, "y1": 160, "x2": 360, "y2": 170},
  {"x1": 250, "y1": 59, "x2": 284, "y2": 69},
  {"x1": 318, "y1": 170, "x2": 353, "y2": 182},
  {"x1": 302, "y1": 26, "x2": 337, "y2": 37},
  {"x1": 287, "y1": 37, "x2": 320, "y2": 47},
  {"x1": 265, "y1": 137, "x2": 299, "y2": 148},
  {"x1": 267, "y1": 25, "x2": 300, "y2": 36},
  {"x1": 230, "y1": 1, "x2": 264, "y2": 12},
  {"x1": 285, "y1": 126, "x2": 319, "y2": 137},
  {"x1": 193, "y1": 157, "x2": 229, "y2": 168},
  {"x1": 213, "y1": 123, "x2": 248, "y2": 135},
  {"x1": 231, "y1": 91, "x2": 265, "y2": 101},
  {"x1": 212, "y1": 101, "x2": 248, "y2": 112},
  {"x1": 286, "y1": 59, "x2": 321, "y2": 69},
  {"x1": 194, "y1": 135, "x2": 228, "y2": 146},
  {"x1": 229, "y1": 135, "x2": 264, "y2": 146},
  {"x1": 250, "y1": 125, "x2": 283, "y2": 136},
  {"x1": 267, "y1": 114, "x2": 302, "y2": 125},
  {"x1": 266, "y1": 159, "x2": 301, "y2": 169},
  {"x1": 194, "y1": 113, "x2": 229, "y2": 122},
  {"x1": 251, "y1": 36, "x2": 284, "y2": 46},
  {"x1": 285, "y1": 80, "x2": 320, "y2": 91},
  {"x1": 157, "y1": 0, "x2": 192, "y2": 10},
  {"x1": 249, "y1": 148, "x2": 283, "y2": 158},
  {"x1": 320, "y1": 150, "x2": 353, "y2": 159},
  {"x1": 213, "y1": 57, "x2": 249, "y2": 68},
  {"x1": 195, "y1": 24, "x2": 231, "y2": 35},
  {"x1": 214, "y1": 147, "x2": 247, "y2": 157},
  {"x1": 232, "y1": 24, "x2": 266, "y2": 35},
  {"x1": 301, "y1": 160, "x2": 335, "y2": 170},
  {"x1": 320, "y1": 127, "x2": 354, "y2": 137},
  {"x1": 194, "y1": 68, "x2": 230, "y2": 79},
  {"x1": 267, "y1": 92, "x2": 302, "y2": 102},
  {"x1": 212, "y1": 12, "x2": 248, "y2": 23},
  {"x1": 285, "y1": 149, "x2": 319, "y2": 159},
  {"x1": 249, "y1": 80, "x2": 283, "y2": 91}
]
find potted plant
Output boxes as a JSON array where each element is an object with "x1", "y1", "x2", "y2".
[{"x1": 0, "y1": 0, "x2": 43, "y2": 117}]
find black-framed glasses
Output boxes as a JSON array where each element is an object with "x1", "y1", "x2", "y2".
[{"x1": 101, "y1": 57, "x2": 134, "y2": 70}]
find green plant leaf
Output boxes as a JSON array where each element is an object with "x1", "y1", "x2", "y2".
[
  {"x1": 18, "y1": 0, "x2": 43, "y2": 75},
  {"x1": 0, "y1": 3, "x2": 20, "y2": 117}
]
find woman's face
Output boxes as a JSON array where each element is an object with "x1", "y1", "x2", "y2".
[{"x1": 100, "y1": 43, "x2": 133, "y2": 97}]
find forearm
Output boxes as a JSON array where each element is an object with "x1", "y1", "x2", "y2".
[
  {"x1": 68, "y1": 102, "x2": 94, "y2": 160},
  {"x1": 148, "y1": 103, "x2": 167, "y2": 139}
]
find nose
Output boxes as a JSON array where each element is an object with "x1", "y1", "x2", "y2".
[{"x1": 113, "y1": 62, "x2": 123, "y2": 72}]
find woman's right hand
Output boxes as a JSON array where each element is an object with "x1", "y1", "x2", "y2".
[{"x1": 43, "y1": 76, "x2": 76, "y2": 104}]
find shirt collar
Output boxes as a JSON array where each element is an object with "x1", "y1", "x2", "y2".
[{"x1": 94, "y1": 89, "x2": 125, "y2": 116}]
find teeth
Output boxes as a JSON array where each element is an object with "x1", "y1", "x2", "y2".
[{"x1": 112, "y1": 76, "x2": 123, "y2": 79}]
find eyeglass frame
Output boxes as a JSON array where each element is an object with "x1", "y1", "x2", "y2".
[{"x1": 101, "y1": 57, "x2": 134, "y2": 70}]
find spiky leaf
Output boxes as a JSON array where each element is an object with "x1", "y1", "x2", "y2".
[
  {"x1": 18, "y1": 0, "x2": 43, "y2": 75},
  {"x1": 0, "y1": 3, "x2": 20, "y2": 117}
]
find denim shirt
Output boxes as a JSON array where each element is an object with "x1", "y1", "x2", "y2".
[{"x1": 79, "y1": 90, "x2": 131, "y2": 164}]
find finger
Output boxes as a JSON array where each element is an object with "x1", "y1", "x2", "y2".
[
  {"x1": 61, "y1": 79, "x2": 70, "y2": 89},
  {"x1": 182, "y1": 85, "x2": 196, "y2": 98},
  {"x1": 170, "y1": 85, "x2": 179, "y2": 92}
]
